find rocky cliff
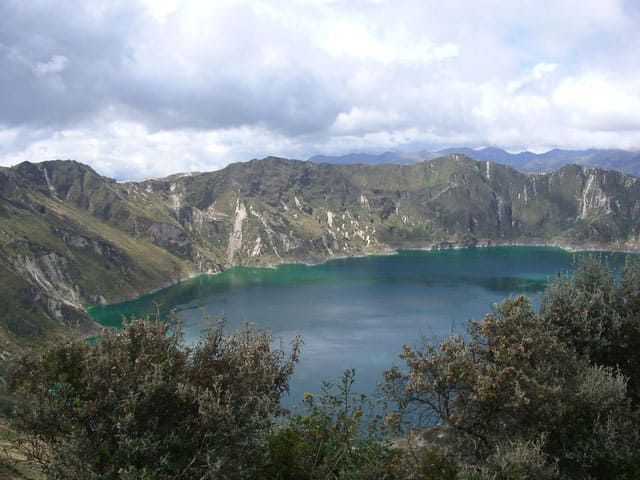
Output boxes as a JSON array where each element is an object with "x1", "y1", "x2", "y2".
[{"x1": 1, "y1": 155, "x2": 639, "y2": 340}]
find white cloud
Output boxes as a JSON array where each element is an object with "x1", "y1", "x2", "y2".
[
  {"x1": 533, "y1": 62, "x2": 558, "y2": 79},
  {"x1": 551, "y1": 74, "x2": 640, "y2": 131},
  {"x1": 330, "y1": 108, "x2": 404, "y2": 135},
  {"x1": 139, "y1": 0, "x2": 180, "y2": 23},
  {"x1": 321, "y1": 20, "x2": 458, "y2": 65},
  {"x1": 0, "y1": 119, "x2": 319, "y2": 179},
  {"x1": 33, "y1": 55, "x2": 68, "y2": 76},
  {"x1": 1, "y1": 0, "x2": 640, "y2": 178}
]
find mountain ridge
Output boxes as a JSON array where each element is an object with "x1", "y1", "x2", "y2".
[
  {"x1": 309, "y1": 147, "x2": 640, "y2": 176},
  {"x1": 1, "y1": 155, "x2": 639, "y2": 344}
]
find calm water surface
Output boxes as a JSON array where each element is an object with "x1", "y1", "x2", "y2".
[{"x1": 88, "y1": 247, "x2": 634, "y2": 407}]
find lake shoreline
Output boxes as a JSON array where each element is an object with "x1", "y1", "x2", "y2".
[{"x1": 86, "y1": 240, "x2": 639, "y2": 315}]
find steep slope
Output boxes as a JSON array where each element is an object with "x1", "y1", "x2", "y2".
[
  {"x1": 1, "y1": 155, "x2": 639, "y2": 342},
  {"x1": 0, "y1": 161, "x2": 196, "y2": 337}
]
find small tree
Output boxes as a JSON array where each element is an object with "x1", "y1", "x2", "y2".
[
  {"x1": 263, "y1": 369, "x2": 401, "y2": 480},
  {"x1": 553, "y1": 365, "x2": 640, "y2": 479},
  {"x1": 541, "y1": 257, "x2": 640, "y2": 402},
  {"x1": 382, "y1": 295, "x2": 640, "y2": 478},
  {"x1": 8, "y1": 318, "x2": 300, "y2": 479},
  {"x1": 384, "y1": 297, "x2": 577, "y2": 457}
]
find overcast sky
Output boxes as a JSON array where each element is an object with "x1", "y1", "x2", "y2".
[{"x1": 1, "y1": 0, "x2": 640, "y2": 179}]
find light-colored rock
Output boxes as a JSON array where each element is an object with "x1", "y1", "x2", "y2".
[{"x1": 227, "y1": 198, "x2": 247, "y2": 264}]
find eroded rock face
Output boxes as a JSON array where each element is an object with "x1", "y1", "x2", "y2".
[
  {"x1": 1, "y1": 156, "x2": 639, "y2": 332},
  {"x1": 145, "y1": 222, "x2": 193, "y2": 258},
  {"x1": 10, "y1": 251, "x2": 90, "y2": 333},
  {"x1": 17, "y1": 252, "x2": 81, "y2": 312},
  {"x1": 227, "y1": 199, "x2": 247, "y2": 264},
  {"x1": 52, "y1": 228, "x2": 127, "y2": 260}
]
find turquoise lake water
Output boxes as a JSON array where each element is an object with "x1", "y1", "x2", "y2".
[{"x1": 88, "y1": 247, "x2": 635, "y2": 408}]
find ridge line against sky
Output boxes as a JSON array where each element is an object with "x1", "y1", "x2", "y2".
[{"x1": 1, "y1": 0, "x2": 640, "y2": 180}]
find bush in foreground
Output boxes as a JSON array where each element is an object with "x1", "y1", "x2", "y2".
[
  {"x1": 382, "y1": 293, "x2": 640, "y2": 479},
  {"x1": 541, "y1": 257, "x2": 640, "y2": 403},
  {"x1": 262, "y1": 369, "x2": 402, "y2": 480},
  {"x1": 8, "y1": 319, "x2": 300, "y2": 479}
]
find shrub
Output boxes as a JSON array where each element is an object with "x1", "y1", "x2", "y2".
[
  {"x1": 382, "y1": 293, "x2": 640, "y2": 478},
  {"x1": 553, "y1": 365, "x2": 640, "y2": 479},
  {"x1": 383, "y1": 296, "x2": 578, "y2": 459},
  {"x1": 411, "y1": 446, "x2": 460, "y2": 480},
  {"x1": 484, "y1": 437, "x2": 557, "y2": 480},
  {"x1": 8, "y1": 318, "x2": 300, "y2": 479},
  {"x1": 541, "y1": 257, "x2": 640, "y2": 402},
  {"x1": 262, "y1": 369, "x2": 402, "y2": 480}
]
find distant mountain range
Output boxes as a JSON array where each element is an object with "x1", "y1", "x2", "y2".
[
  {"x1": 310, "y1": 147, "x2": 640, "y2": 176},
  {"x1": 1, "y1": 155, "x2": 639, "y2": 346}
]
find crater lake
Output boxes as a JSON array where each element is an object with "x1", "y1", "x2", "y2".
[{"x1": 88, "y1": 246, "x2": 636, "y2": 408}]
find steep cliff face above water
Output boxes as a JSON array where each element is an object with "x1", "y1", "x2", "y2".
[{"x1": 1, "y1": 155, "x2": 639, "y2": 339}]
